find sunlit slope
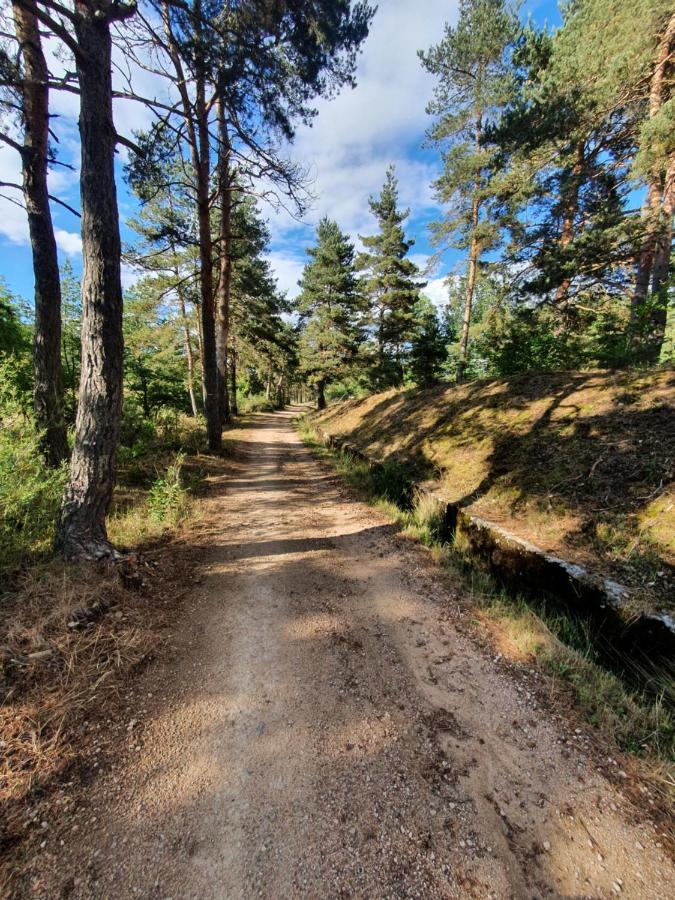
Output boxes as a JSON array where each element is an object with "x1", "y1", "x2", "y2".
[{"x1": 314, "y1": 369, "x2": 674, "y2": 611}]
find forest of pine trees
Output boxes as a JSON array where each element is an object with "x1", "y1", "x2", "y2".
[{"x1": 0, "y1": 0, "x2": 673, "y2": 566}]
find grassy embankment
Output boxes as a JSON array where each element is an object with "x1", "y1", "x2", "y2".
[{"x1": 297, "y1": 367, "x2": 675, "y2": 801}]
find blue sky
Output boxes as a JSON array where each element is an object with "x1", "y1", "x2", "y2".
[{"x1": 0, "y1": 0, "x2": 562, "y2": 308}]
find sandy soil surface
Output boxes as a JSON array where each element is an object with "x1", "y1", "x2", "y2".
[{"x1": 21, "y1": 409, "x2": 675, "y2": 899}]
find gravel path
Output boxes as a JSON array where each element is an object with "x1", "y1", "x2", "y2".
[{"x1": 28, "y1": 409, "x2": 675, "y2": 898}]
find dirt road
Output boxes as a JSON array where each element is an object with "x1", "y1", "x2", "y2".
[{"x1": 30, "y1": 410, "x2": 674, "y2": 898}]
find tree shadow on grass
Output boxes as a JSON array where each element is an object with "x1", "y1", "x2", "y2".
[{"x1": 327, "y1": 371, "x2": 675, "y2": 602}]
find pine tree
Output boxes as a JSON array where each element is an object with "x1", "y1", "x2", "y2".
[
  {"x1": 490, "y1": 23, "x2": 634, "y2": 318},
  {"x1": 3, "y1": 0, "x2": 68, "y2": 466},
  {"x1": 408, "y1": 296, "x2": 447, "y2": 387},
  {"x1": 420, "y1": 0, "x2": 519, "y2": 382},
  {"x1": 357, "y1": 166, "x2": 424, "y2": 387},
  {"x1": 549, "y1": 0, "x2": 675, "y2": 360},
  {"x1": 297, "y1": 219, "x2": 363, "y2": 409}
]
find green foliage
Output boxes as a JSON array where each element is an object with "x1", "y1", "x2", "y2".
[
  {"x1": 420, "y1": 0, "x2": 519, "y2": 255},
  {"x1": 0, "y1": 362, "x2": 67, "y2": 573},
  {"x1": 0, "y1": 280, "x2": 32, "y2": 401},
  {"x1": 240, "y1": 393, "x2": 278, "y2": 413},
  {"x1": 476, "y1": 306, "x2": 585, "y2": 374},
  {"x1": 356, "y1": 166, "x2": 424, "y2": 386},
  {"x1": 408, "y1": 296, "x2": 448, "y2": 387},
  {"x1": 147, "y1": 454, "x2": 188, "y2": 524},
  {"x1": 123, "y1": 281, "x2": 193, "y2": 416},
  {"x1": 297, "y1": 218, "x2": 364, "y2": 400},
  {"x1": 60, "y1": 261, "x2": 82, "y2": 421},
  {"x1": 472, "y1": 295, "x2": 637, "y2": 376}
]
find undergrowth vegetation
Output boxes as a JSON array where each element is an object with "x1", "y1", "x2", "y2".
[
  {"x1": 0, "y1": 375, "x2": 68, "y2": 574},
  {"x1": 0, "y1": 406, "x2": 219, "y2": 856},
  {"x1": 298, "y1": 416, "x2": 675, "y2": 799}
]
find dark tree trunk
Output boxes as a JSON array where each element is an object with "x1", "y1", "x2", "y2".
[
  {"x1": 554, "y1": 140, "x2": 584, "y2": 309},
  {"x1": 55, "y1": 1, "x2": 131, "y2": 559},
  {"x1": 12, "y1": 0, "x2": 68, "y2": 466},
  {"x1": 457, "y1": 116, "x2": 483, "y2": 384},
  {"x1": 229, "y1": 342, "x2": 238, "y2": 416},
  {"x1": 317, "y1": 379, "x2": 326, "y2": 410},
  {"x1": 457, "y1": 199, "x2": 480, "y2": 384},
  {"x1": 215, "y1": 94, "x2": 232, "y2": 429},
  {"x1": 162, "y1": 0, "x2": 216, "y2": 442},
  {"x1": 177, "y1": 284, "x2": 198, "y2": 417},
  {"x1": 190, "y1": 2, "x2": 220, "y2": 451},
  {"x1": 197, "y1": 120, "x2": 220, "y2": 448}
]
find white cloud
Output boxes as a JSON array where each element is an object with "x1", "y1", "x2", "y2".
[
  {"x1": 263, "y1": 0, "x2": 459, "y2": 293},
  {"x1": 264, "y1": 0, "x2": 456, "y2": 239},
  {"x1": 121, "y1": 263, "x2": 142, "y2": 289},
  {"x1": 266, "y1": 249, "x2": 307, "y2": 299},
  {"x1": 54, "y1": 229, "x2": 82, "y2": 256},
  {"x1": 423, "y1": 277, "x2": 451, "y2": 309}
]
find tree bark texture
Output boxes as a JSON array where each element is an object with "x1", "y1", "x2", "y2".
[
  {"x1": 457, "y1": 197, "x2": 480, "y2": 384},
  {"x1": 229, "y1": 341, "x2": 238, "y2": 416},
  {"x1": 12, "y1": 0, "x2": 68, "y2": 466},
  {"x1": 215, "y1": 95, "x2": 232, "y2": 428},
  {"x1": 317, "y1": 379, "x2": 326, "y2": 410},
  {"x1": 554, "y1": 140, "x2": 585, "y2": 308},
  {"x1": 56, "y1": 2, "x2": 130, "y2": 558},
  {"x1": 195, "y1": 21, "x2": 220, "y2": 449},
  {"x1": 177, "y1": 283, "x2": 198, "y2": 417}
]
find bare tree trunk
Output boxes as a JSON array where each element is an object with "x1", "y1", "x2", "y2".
[
  {"x1": 12, "y1": 0, "x2": 68, "y2": 466},
  {"x1": 56, "y1": 1, "x2": 132, "y2": 559},
  {"x1": 229, "y1": 339, "x2": 238, "y2": 416},
  {"x1": 195, "y1": 305, "x2": 207, "y2": 407},
  {"x1": 317, "y1": 379, "x2": 326, "y2": 410},
  {"x1": 215, "y1": 93, "x2": 232, "y2": 428},
  {"x1": 651, "y1": 158, "x2": 675, "y2": 298},
  {"x1": 555, "y1": 140, "x2": 585, "y2": 308},
  {"x1": 195, "y1": 71, "x2": 220, "y2": 450},
  {"x1": 457, "y1": 199, "x2": 480, "y2": 384},
  {"x1": 457, "y1": 114, "x2": 483, "y2": 384},
  {"x1": 162, "y1": 0, "x2": 219, "y2": 449},
  {"x1": 177, "y1": 283, "x2": 198, "y2": 417}
]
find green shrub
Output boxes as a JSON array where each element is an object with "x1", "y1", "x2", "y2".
[
  {"x1": 0, "y1": 368, "x2": 67, "y2": 572},
  {"x1": 120, "y1": 399, "x2": 156, "y2": 449},
  {"x1": 147, "y1": 453, "x2": 188, "y2": 524},
  {"x1": 240, "y1": 393, "x2": 277, "y2": 413}
]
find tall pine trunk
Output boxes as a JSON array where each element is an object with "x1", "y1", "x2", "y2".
[
  {"x1": 457, "y1": 197, "x2": 480, "y2": 383},
  {"x1": 56, "y1": 2, "x2": 129, "y2": 558},
  {"x1": 12, "y1": 0, "x2": 68, "y2": 466},
  {"x1": 215, "y1": 94, "x2": 232, "y2": 428},
  {"x1": 177, "y1": 282, "x2": 198, "y2": 417},
  {"x1": 651, "y1": 158, "x2": 675, "y2": 302},
  {"x1": 457, "y1": 115, "x2": 483, "y2": 384},
  {"x1": 229, "y1": 340, "x2": 238, "y2": 416},
  {"x1": 555, "y1": 140, "x2": 585, "y2": 309},
  {"x1": 195, "y1": 71, "x2": 220, "y2": 450}
]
